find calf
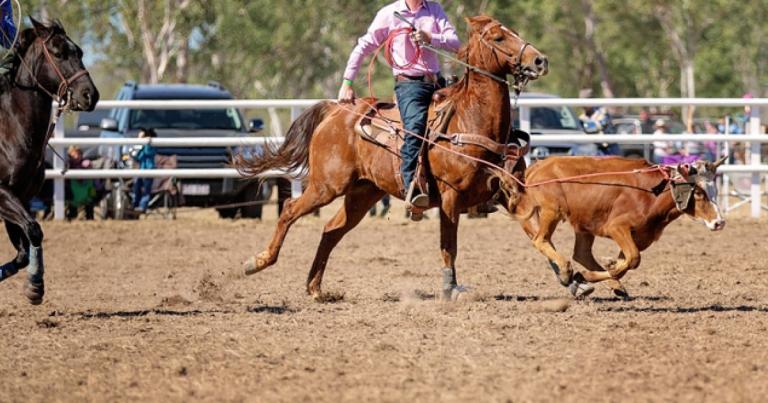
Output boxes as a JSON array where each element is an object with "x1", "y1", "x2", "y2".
[{"x1": 511, "y1": 156, "x2": 726, "y2": 298}]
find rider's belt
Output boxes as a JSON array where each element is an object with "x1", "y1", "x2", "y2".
[{"x1": 395, "y1": 74, "x2": 438, "y2": 83}]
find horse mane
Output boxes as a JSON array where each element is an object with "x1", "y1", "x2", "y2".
[{"x1": 1, "y1": 19, "x2": 66, "y2": 89}]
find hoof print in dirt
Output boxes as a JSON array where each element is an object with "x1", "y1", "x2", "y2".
[{"x1": 313, "y1": 291, "x2": 345, "y2": 304}]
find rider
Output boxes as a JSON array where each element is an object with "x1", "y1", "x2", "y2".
[
  {"x1": 0, "y1": 0, "x2": 16, "y2": 76},
  {"x1": 338, "y1": 0, "x2": 460, "y2": 218}
]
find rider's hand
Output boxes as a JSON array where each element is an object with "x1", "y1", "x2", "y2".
[
  {"x1": 337, "y1": 81, "x2": 355, "y2": 104},
  {"x1": 411, "y1": 30, "x2": 432, "y2": 46}
]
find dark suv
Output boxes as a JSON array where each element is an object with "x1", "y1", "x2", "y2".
[{"x1": 98, "y1": 81, "x2": 279, "y2": 219}]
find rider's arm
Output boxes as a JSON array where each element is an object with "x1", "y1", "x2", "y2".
[
  {"x1": 342, "y1": 9, "x2": 391, "y2": 83},
  {"x1": 428, "y1": 4, "x2": 460, "y2": 53},
  {"x1": 1, "y1": 0, "x2": 17, "y2": 49}
]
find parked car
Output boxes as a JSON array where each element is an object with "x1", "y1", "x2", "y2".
[
  {"x1": 512, "y1": 92, "x2": 597, "y2": 159},
  {"x1": 97, "y1": 81, "x2": 284, "y2": 219}
]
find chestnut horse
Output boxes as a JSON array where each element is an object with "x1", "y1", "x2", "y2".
[
  {"x1": 236, "y1": 16, "x2": 549, "y2": 300},
  {"x1": 0, "y1": 19, "x2": 99, "y2": 304}
]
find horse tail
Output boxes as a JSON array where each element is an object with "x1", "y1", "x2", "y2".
[{"x1": 235, "y1": 101, "x2": 333, "y2": 178}]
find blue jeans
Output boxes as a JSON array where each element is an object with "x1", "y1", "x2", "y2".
[
  {"x1": 395, "y1": 80, "x2": 436, "y2": 190},
  {"x1": 133, "y1": 178, "x2": 154, "y2": 211}
]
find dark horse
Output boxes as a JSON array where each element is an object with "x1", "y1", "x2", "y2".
[
  {"x1": 236, "y1": 16, "x2": 549, "y2": 300},
  {"x1": 0, "y1": 18, "x2": 99, "y2": 304}
]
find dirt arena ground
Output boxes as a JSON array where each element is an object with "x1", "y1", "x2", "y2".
[{"x1": 1, "y1": 202, "x2": 767, "y2": 403}]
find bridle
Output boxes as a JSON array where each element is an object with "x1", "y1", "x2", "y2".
[
  {"x1": 13, "y1": 30, "x2": 91, "y2": 170},
  {"x1": 392, "y1": 12, "x2": 536, "y2": 98},
  {"x1": 476, "y1": 22, "x2": 534, "y2": 94},
  {"x1": 33, "y1": 31, "x2": 91, "y2": 110}
]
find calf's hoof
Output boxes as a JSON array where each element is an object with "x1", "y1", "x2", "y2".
[
  {"x1": 24, "y1": 281, "x2": 45, "y2": 305},
  {"x1": 613, "y1": 287, "x2": 631, "y2": 301}
]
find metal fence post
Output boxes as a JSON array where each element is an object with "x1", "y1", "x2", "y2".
[
  {"x1": 53, "y1": 116, "x2": 66, "y2": 220},
  {"x1": 520, "y1": 106, "x2": 531, "y2": 164},
  {"x1": 749, "y1": 106, "x2": 762, "y2": 218},
  {"x1": 290, "y1": 106, "x2": 302, "y2": 122}
]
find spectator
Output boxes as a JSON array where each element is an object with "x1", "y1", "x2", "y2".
[
  {"x1": 131, "y1": 127, "x2": 157, "y2": 213},
  {"x1": 717, "y1": 115, "x2": 742, "y2": 135},
  {"x1": 639, "y1": 109, "x2": 655, "y2": 134},
  {"x1": 652, "y1": 119, "x2": 672, "y2": 164},
  {"x1": 702, "y1": 121, "x2": 719, "y2": 161},
  {"x1": 66, "y1": 146, "x2": 96, "y2": 220}
]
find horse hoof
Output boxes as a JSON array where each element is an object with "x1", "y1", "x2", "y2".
[
  {"x1": 24, "y1": 281, "x2": 45, "y2": 306},
  {"x1": 568, "y1": 281, "x2": 595, "y2": 299},
  {"x1": 243, "y1": 252, "x2": 270, "y2": 276},
  {"x1": 442, "y1": 285, "x2": 470, "y2": 302}
]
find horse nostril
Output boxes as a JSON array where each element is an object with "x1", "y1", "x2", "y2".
[{"x1": 534, "y1": 56, "x2": 545, "y2": 66}]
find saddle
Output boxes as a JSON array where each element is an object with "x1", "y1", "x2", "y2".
[
  {"x1": 354, "y1": 92, "x2": 456, "y2": 197},
  {"x1": 353, "y1": 91, "x2": 529, "y2": 203}
]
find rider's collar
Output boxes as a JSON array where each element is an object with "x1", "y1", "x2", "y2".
[{"x1": 398, "y1": 0, "x2": 426, "y2": 13}]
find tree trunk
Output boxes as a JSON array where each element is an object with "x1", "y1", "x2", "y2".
[
  {"x1": 175, "y1": 37, "x2": 189, "y2": 83},
  {"x1": 582, "y1": 0, "x2": 615, "y2": 98},
  {"x1": 683, "y1": 59, "x2": 695, "y2": 132},
  {"x1": 137, "y1": 0, "x2": 159, "y2": 83}
]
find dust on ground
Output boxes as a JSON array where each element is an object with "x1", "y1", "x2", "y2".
[{"x1": 1, "y1": 201, "x2": 767, "y2": 402}]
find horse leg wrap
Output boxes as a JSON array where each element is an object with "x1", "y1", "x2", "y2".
[
  {"x1": 549, "y1": 260, "x2": 571, "y2": 287},
  {"x1": 27, "y1": 246, "x2": 44, "y2": 284},
  {"x1": 442, "y1": 267, "x2": 457, "y2": 300},
  {"x1": 22, "y1": 246, "x2": 45, "y2": 305},
  {"x1": 0, "y1": 262, "x2": 19, "y2": 282}
]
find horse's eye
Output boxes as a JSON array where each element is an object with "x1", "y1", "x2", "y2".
[{"x1": 494, "y1": 36, "x2": 504, "y2": 43}]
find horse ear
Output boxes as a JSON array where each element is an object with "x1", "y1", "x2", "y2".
[
  {"x1": 466, "y1": 15, "x2": 493, "y2": 32},
  {"x1": 17, "y1": 27, "x2": 36, "y2": 50},
  {"x1": 29, "y1": 16, "x2": 48, "y2": 36}
]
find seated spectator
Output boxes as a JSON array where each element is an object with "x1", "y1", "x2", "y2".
[{"x1": 66, "y1": 146, "x2": 96, "y2": 220}]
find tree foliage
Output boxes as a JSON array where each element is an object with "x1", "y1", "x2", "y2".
[{"x1": 17, "y1": 0, "x2": 767, "y2": 101}]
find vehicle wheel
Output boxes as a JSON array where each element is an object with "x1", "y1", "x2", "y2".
[
  {"x1": 161, "y1": 191, "x2": 180, "y2": 220},
  {"x1": 241, "y1": 182, "x2": 265, "y2": 219},
  {"x1": 217, "y1": 206, "x2": 238, "y2": 219}
]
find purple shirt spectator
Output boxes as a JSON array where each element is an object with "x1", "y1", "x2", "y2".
[{"x1": 342, "y1": 0, "x2": 460, "y2": 81}]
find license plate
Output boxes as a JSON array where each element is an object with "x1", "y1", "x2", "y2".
[{"x1": 182, "y1": 184, "x2": 210, "y2": 196}]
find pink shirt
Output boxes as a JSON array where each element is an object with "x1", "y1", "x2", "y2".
[{"x1": 342, "y1": 0, "x2": 461, "y2": 81}]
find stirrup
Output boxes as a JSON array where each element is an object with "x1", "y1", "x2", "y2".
[{"x1": 405, "y1": 181, "x2": 430, "y2": 210}]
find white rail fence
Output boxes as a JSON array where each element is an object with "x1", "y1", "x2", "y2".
[{"x1": 48, "y1": 98, "x2": 766, "y2": 220}]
